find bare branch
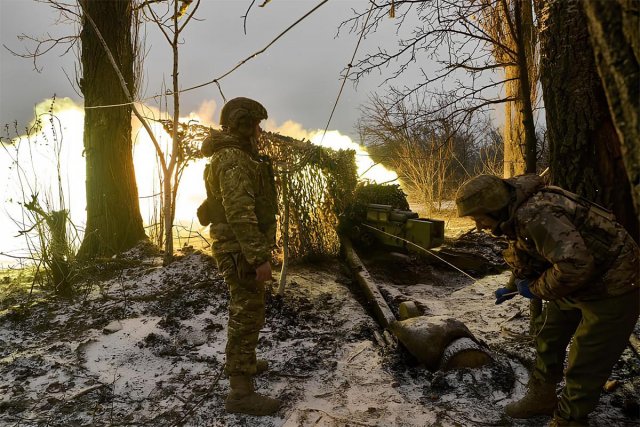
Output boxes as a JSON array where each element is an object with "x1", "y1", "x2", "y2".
[
  {"x1": 242, "y1": 0, "x2": 258, "y2": 35},
  {"x1": 161, "y1": 0, "x2": 330, "y2": 97},
  {"x1": 340, "y1": 0, "x2": 541, "y2": 150},
  {"x1": 178, "y1": 0, "x2": 201, "y2": 34},
  {"x1": 144, "y1": 3, "x2": 173, "y2": 45},
  {"x1": 135, "y1": 0, "x2": 166, "y2": 12},
  {"x1": 4, "y1": 34, "x2": 78, "y2": 72},
  {"x1": 321, "y1": 1, "x2": 376, "y2": 142}
]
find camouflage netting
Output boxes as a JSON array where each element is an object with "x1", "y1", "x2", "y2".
[
  {"x1": 258, "y1": 131, "x2": 358, "y2": 259},
  {"x1": 160, "y1": 120, "x2": 210, "y2": 163},
  {"x1": 337, "y1": 182, "x2": 410, "y2": 245},
  {"x1": 162, "y1": 121, "x2": 358, "y2": 260},
  {"x1": 339, "y1": 182, "x2": 409, "y2": 229}
]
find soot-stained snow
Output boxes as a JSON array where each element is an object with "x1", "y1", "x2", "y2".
[{"x1": 0, "y1": 247, "x2": 638, "y2": 426}]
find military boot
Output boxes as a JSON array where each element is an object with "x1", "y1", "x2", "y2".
[
  {"x1": 225, "y1": 376, "x2": 281, "y2": 416},
  {"x1": 505, "y1": 378, "x2": 558, "y2": 418},
  {"x1": 256, "y1": 359, "x2": 269, "y2": 375}
]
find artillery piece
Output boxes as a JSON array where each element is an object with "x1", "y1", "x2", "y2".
[
  {"x1": 340, "y1": 184, "x2": 492, "y2": 371},
  {"x1": 355, "y1": 203, "x2": 445, "y2": 251},
  {"x1": 341, "y1": 236, "x2": 493, "y2": 371},
  {"x1": 341, "y1": 181, "x2": 444, "y2": 253}
]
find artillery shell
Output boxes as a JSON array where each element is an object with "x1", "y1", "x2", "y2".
[{"x1": 399, "y1": 301, "x2": 421, "y2": 320}]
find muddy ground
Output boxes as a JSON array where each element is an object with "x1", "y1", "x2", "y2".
[{"x1": 0, "y1": 238, "x2": 638, "y2": 426}]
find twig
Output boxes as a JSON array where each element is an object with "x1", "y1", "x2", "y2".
[
  {"x1": 241, "y1": 0, "x2": 257, "y2": 35},
  {"x1": 67, "y1": 383, "x2": 107, "y2": 401},
  {"x1": 498, "y1": 309, "x2": 523, "y2": 327},
  {"x1": 170, "y1": 365, "x2": 225, "y2": 426},
  {"x1": 499, "y1": 326, "x2": 533, "y2": 343},
  {"x1": 346, "y1": 344, "x2": 368, "y2": 363},
  {"x1": 301, "y1": 408, "x2": 376, "y2": 426},
  {"x1": 278, "y1": 173, "x2": 290, "y2": 296},
  {"x1": 273, "y1": 372, "x2": 312, "y2": 379}
]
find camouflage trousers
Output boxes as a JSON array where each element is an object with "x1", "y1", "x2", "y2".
[
  {"x1": 533, "y1": 289, "x2": 640, "y2": 422},
  {"x1": 215, "y1": 252, "x2": 265, "y2": 377}
]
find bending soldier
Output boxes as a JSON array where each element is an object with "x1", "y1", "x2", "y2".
[
  {"x1": 456, "y1": 174, "x2": 639, "y2": 426},
  {"x1": 200, "y1": 97, "x2": 280, "y2": 416}
]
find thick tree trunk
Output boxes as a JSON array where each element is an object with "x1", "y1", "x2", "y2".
[
  {"x1": 495, "y1": 0, "x2": 537, "y2": 178},
  {"x1": 582, "y1": 0, "x2": 640, "y2": 239},
  {"x1": 537, "y1": 0, "x2": 638, "y2": 240},
  {"x1": 503, "y1": 66, "x2": 527, "y2": 178},
  {"x1": 78, "y1": 0, "x2": 146, "y2": 258},
  {"x1": 514, "y1": 0, "x2": 538, "y2": 174}
]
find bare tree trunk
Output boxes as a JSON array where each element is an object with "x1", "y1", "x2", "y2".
[
  {"x1": 513, "y1": 0, "x2": 538, "y2": 174},
  {"x1": 484, "y1": 0, "x2": 536, "y2": 178},
  {"x1": 278, "y1": 173, "x2": 290, "y2": 296},
  {"x1": 537, "y1": 0, "x2": 638, "y2": 240},
  {"x1": 582, "y1": 0, "x2": 640, "y2": 239},
  {"x1": 503, "y1": 65, "x2": 526, "y2": 178},
  {"x1": 78, "y1": 0, "x2": 146, "y2": 259},
  {"x1": 163, "y1": 0, "x2": 180, "y2": 265}
]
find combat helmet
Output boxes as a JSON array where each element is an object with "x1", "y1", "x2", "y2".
[
  {"x1": 455, "y1": 175, "x2": 511, "y2": 217},
  {"x1": 220, "y1": 97, "x2": 268, "y2": 131}
]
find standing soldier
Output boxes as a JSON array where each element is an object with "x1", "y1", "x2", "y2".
[
  {"x1": 199, "y1": 97, "x2": 280, "y2": 416},
  {"x1": 455, "y1": 174, "x2": 639, "y2": 426}
]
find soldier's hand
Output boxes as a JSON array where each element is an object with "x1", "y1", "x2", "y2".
[
  {"x1": 494, "y1": 287, "x2": 516, "y2": 305},
  {"x1": 515, "y1": 278, "x2": 538, "y2": 299},
  {"x1": 255, "y1": 261, "x2": 273, "y2": 283}
]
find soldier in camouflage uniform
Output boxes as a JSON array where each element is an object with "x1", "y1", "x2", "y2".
[
  {"x1": 455, "y1": 174, "x2": 639, "y2": 427},
  {"x1": 199, "y1": 97, "x2": 280, "y2": 416}
]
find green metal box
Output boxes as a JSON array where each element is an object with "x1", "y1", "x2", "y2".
[{"x1": 363, "y1": 204, "x2": 444, "y2": 251}]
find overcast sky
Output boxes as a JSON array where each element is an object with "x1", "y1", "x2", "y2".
[
  {"x1": 1, "y1": 0, "x2": 412, "y2": 140},
  {"x1": 1, "y1": 0, "x2": 423, "y2": 264}
]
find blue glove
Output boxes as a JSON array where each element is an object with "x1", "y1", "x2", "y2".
[
  {"x1": 494, "y1": 287, "x2": 516, "y2": 305},
  {"x1": 515, "y1": 278, "x2": 538, "y2": 299}
]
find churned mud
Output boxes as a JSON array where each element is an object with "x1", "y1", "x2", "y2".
[{"x1": 0, "y1": 240, "x2": 638, "y2": 426}]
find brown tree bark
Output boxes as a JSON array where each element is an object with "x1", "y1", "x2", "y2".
[
  {"x1": 582, "y1": 0, "x2": 640, "y2": 239},
  {"x1": 503, "y1": 66, "x2": 527, "y2": 178},
  {"x1": 482, "y1": 0, "x2": 537, "y2": 178},
  {"x1": 77, "y1": 0, "x2": 146, "y2": 258},
  {"x1": 513, "y1": 0, "x2": 538, "y2": 174},
  {"x1": 536, "y1": 0, "x2": 638, "y2": 240}
]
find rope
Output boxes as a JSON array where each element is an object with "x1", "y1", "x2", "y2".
[
  {"x1": 319, "y1": 1, "x2": 375, "y2": 144},
  {"x1": 360, "y1": 223, "x2": 478, "y2": 282}
]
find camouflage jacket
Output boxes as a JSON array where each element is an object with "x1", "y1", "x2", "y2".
[
  {"x1": 204, "y1": 132, "x2": 278, "y2": 267},
  {"x1": 500, "y1": 174, "x2": 639, "y2": 300}
]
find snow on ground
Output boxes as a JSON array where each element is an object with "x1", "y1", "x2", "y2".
[{"x1": 0, "y1": 244, "x2": 638, "y2": 426}]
